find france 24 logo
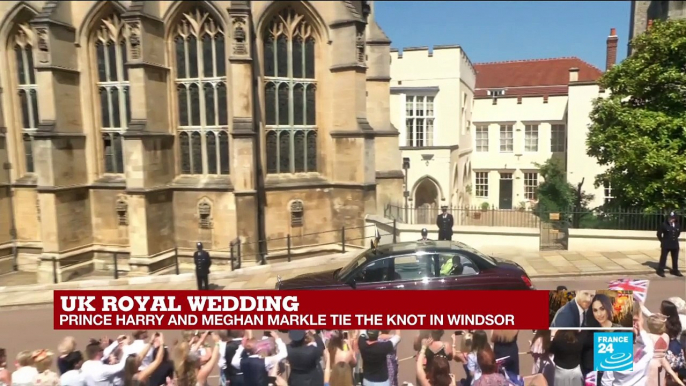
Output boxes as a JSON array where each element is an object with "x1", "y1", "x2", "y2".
[{"x1": 593, "y1": 332, "x2": 633, "y2": 372}]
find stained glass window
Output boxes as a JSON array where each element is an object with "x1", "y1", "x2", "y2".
[
  {"x1": 293, "y1": 131, "x2": 305, "y2": 172},
  {"x1": 263, "y1": 8, "x2": 317, "y2": 174},
  {"x1": 266, "y1": 131, "x2": 278, "y2": 174},
  {"x1": 206, "y1": 131, "x2": 217, "y2": 174},
  {"x1": 94, "y1": 14, "x2": 130, "y2": 174},
  {"x1": 22, "y1": 133, "x2": 33, "y2": 173},
  {"x1": 13, "y1": 23, "x2": 38, "y2": 174},
  {"x1": 174, "y1": 8, "x2": 229, "y2": 175},
  {"x1": 179, "y1": 132, "x2": 191, "y2": 174},
  {"x1": 191, "y1": 131, "x2": 202, "y2": 174},
  {"x1": 306, "y1": 131, "x2": 317, "y2": 172},
  {"x1": 218, "y1": 131, "x2": 229, "y2": 174}
]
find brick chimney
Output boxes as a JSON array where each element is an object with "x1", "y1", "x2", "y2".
[{"x1": 606, "y1": 28, "x2": 618, "y2": 71}]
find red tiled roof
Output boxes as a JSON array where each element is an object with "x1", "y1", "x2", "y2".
[{"x1": 473, "y1": 57, "x2": 603, "y2": 98}]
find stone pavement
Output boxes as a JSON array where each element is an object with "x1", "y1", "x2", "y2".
[{"x1": 0, "y1": 248, "x2": 683, "y2": 309}]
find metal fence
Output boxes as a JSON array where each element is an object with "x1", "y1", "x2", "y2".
[
  {"x1": 385, "y1": 204, "x2": 684, "y2": 231},
  {"x1": 384, "y1": 204, "x2": 541, "y2": 228},
  {"x1": 29, "y1": 219, "x2": 399, "y2": 284},
  {"x1": 564, "y1": 207, "x2": 684, "y2": 231}
]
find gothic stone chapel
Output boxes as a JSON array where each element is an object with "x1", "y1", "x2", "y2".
[{"x1": 0, "y1": 0, "x2": 402, "y2": 283}]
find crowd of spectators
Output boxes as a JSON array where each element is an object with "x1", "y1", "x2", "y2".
[{"x1": 0, "y1": 295, "x2": 684, "y2": 386}]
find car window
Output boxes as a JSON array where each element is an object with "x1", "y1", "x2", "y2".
[
  {"x1": 354, "y1": 254, "x2": 432, "y2": 283},
  {"x1": 437, "y1": 253, "x2": 479, "y2": 277},
  {"x1": 393, "y1": 254, "x2": 432, "y2": 281},
  {"x1": 355, "y1": 257, "x2": 393, "y2": 283}
]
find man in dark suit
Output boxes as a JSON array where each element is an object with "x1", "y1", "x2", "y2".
[
  {"x1": 657, "y1": 211, "x2": 683, "y2": 277},
  {"x1": 550, "y1": 290, "x2": 595, "y2": 328},
  {"x1": 436, "y1": 206, "x2": 454, "y2": 241},
  {"x1": 193, "y1": 242, "x2": 212, "y2": 290}
]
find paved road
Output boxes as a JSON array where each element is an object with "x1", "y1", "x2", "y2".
[{"x1": 0, "y1": 275, "x2": 683, "y2": 385}]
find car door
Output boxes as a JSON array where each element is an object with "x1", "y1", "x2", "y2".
[
  {"x1": 351, "y1": 253, "x2": 434, "y2": 290},
  {"x1": 430, "y1": 251, "x2": 524, "y2": 290}
]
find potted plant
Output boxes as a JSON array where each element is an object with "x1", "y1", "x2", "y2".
[
  {"x1": 518, "y1": 201, "x2": 527, "y2": 212},
  {"x1": 465, "y1": 184, "x2": 472, "y2": 195},
  {"x1": 480, "y1": 202, "x2": 490, "y2": 212}
]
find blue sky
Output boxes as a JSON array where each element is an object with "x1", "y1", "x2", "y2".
[{"x1": 375, "y1": 1, "x2": 631, "y2": 70}]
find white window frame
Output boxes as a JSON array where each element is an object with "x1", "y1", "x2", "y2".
[
  {"x1": 475, "y1": 172, "x2": 489, "y2": 198},
  {"x1": 524, "y1": 172, "x2": 538, "y2": 200},
  {"x1": 551, "y1": 124, "x2": 566, "y2": 153},
  {"x1": 604, "y1": 181, "x2": 614, "y2": 204},
  {"x1": 499, "y1": 125, "x2": 513, "y2": 153},
  {"x1": 475, "y1": 126, "x2": 489, "y2": 152},
  {"x1": 405, "y1": 95, "x2": 435, "y2": 147},
  {"x1": 524, "y1": 124, "x2": 539, "y2": 152}
]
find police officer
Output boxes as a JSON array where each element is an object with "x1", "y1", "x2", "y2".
[
  {"x1": 657, "y1": 211, "x2": 683, "y2": 277},
  {"x1": 418, "y1": 228, "x2": 431, "y2": 242},
  {"x1": 193, "y1": 242, "x2": 212, "y2": 290},
  {"x1": 436, "y1": 205, "x2": 454, "y2": 241}
]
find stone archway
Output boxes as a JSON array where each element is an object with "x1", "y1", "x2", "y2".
[{"x1": 414, "y1": 177, "x2": 440, "y2": 224}]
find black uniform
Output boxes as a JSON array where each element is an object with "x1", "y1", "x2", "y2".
[
  {"x1": 436, "y1": 211, "x2": 454, "y2": 241},
  {"x1": 193, "y1": 249, "x2": 212, "y2": 290},
  {"x1": 657, "y1": 219, "x2": 681, "y2": 275}
]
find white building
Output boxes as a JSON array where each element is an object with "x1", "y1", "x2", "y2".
[
  {"x1": 388, "y1": 45, "x2": 476, "y2": 223},
  {"x1": 389, "y1": 29, "x2": 618, "y2": 216}
]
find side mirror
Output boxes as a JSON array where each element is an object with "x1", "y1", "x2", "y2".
[{"x1": 348, "y1": 278, "x2": 357, "y2": 289}]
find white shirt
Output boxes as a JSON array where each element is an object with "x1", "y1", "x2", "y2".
[
  {"x1": 81, "y1": 358, "x2": 126, "y2": 386},
  {"x1": 601, "y1": 330, "x2": 653, "y2": 386},
  {"x1": 576, "y1": 301, "x2": 586, "y2": 326},
  {"x1": 467, "y1": 352, "x2": 481, "y2": 385},
  {"x1": 103, "y1": 340, "x2": 153, "y2": 372},
  {"x1": 231, "y1": 338, "x2": 288, "y2": 371},
  {"x1": 218, "y1": 340, "x2": 228, "y2": 371},
  {"x1": 11, "y1": 366, "x2": 38, "y2": 386},
  {"x1": 60, "y1": 370, "x2": 86, "y2": 386}
]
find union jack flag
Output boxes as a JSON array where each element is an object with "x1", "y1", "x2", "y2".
[
  {"x1": 585, "y1": 371, "x2": 597, "y2": 386},
  {"x1": 608, "y1": 279, "x2": 649, "y2": 302}
]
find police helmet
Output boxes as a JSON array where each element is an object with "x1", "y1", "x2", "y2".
[
  {"x1": 421, "y1": 228, "x2": 428, "y2": 237},
  {"x1": 196, "y1": 242, "x2": 203, "y2": 249}
]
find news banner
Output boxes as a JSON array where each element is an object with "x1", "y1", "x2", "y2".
[{"x1": 55, "y1": 290, "x2": 552, "y2": 329}]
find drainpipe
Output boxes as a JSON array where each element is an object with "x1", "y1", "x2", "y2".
[{"x1": 249, "y1": 0, "x2": 268, "y2": 265}]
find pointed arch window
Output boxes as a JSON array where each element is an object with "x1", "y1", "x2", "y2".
[
  {"x1": 263, "y1": 8, "x2": 317, "y2": 174},
  {"x1": 12, "y1": 23, "x2": 38, "y2": 173},
  {"x1": 174, "y1": 8, "x2": 229, "y2": 175},
  {"x1": 95, "y1": 14, "x2": 130, "y2": 174}
]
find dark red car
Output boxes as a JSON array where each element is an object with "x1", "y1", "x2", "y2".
[{"x1": 275, "y1": 240, "x2": 535, "y2": 290}]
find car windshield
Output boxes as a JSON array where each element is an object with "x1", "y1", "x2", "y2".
[{"x1": 336, "y1": 249, "x2": 375, "y2": 279}]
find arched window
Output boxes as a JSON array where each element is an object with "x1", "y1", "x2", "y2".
[
  {"x1": 94, "y1": 14, "x2": 130, "y2": 174},
  {"x1": 173, "y1": 8, "x2": 229, "y2": 175},
  {"x1": 12, "y1": 23, "x2": 38, "y2": 173},
  {"x1": 263, "y1": 8, "x2": 317, "y2": 174}
]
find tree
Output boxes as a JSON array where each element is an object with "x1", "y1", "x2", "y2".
[
  {"x1": 587, "y1": 19, "x2": 686, "y2": 211},
  {"x1": 535, "y1": 158, "x2": 594, "y2": 216}
]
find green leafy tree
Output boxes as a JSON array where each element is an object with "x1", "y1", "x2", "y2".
[
  {"x1": 535, "y1": 158, "x2": 594, "y2": 222},
  {"x1": 587, "y1": 19, "x2": 686, "y2": 211},
  {"x1": 536, "y1": 158, "x2": 575, "y2": 213}
]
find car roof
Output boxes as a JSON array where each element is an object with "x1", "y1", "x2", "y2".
[{"x1": 371, "y1": 240, "x2": 472, "y2": 257}]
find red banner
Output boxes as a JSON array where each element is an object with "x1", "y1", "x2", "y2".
[{"x1": 53, "y1": 290, "x2": 549, "y2": 330}]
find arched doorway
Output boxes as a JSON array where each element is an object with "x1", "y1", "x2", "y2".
[{"x1": 414, "y1": 178, "x2": 440, "y2": 224}]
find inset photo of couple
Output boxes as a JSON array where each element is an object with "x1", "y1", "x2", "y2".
[{"x1": 549, "y1": 289, "x2": 634, "y2": 330}]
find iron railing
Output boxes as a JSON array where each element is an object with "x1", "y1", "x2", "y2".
[
  {"x1": 384, "y1": 204, "x2": 541, "y2": 228},
  {"x1": 30, "y1": 220, "x2": 398, "y2": 284},
  {"x1": 386, "y1": 203, "x2": 685, "y2": 232}
]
